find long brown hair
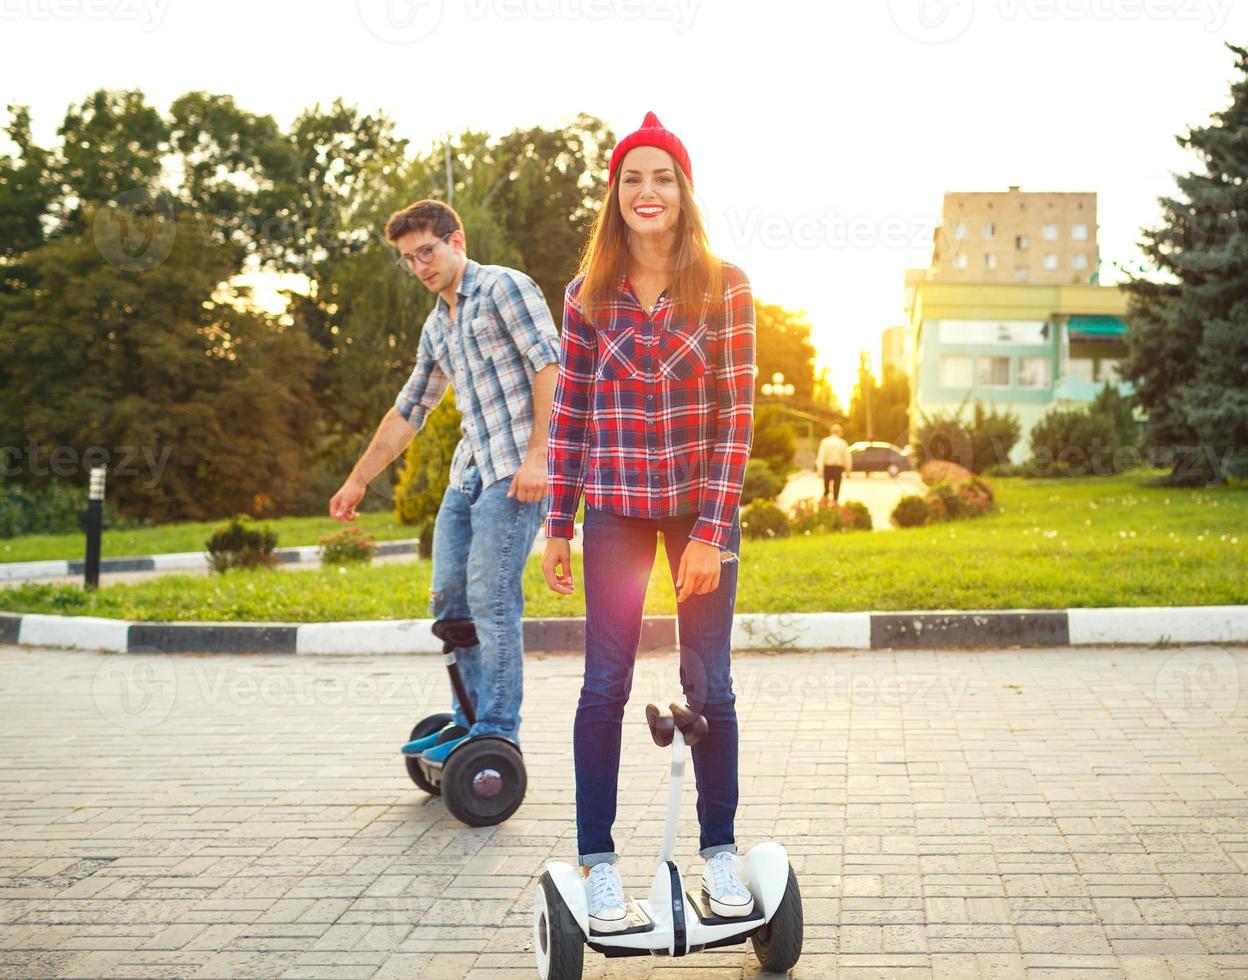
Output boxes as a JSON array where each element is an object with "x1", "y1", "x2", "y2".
[{"x1": 575, "y1": 163, "x2": 721, "y2": 325}]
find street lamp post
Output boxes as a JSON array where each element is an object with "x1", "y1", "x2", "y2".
[
  {"x1": 85, "y1": 466, "x2": 106, "y2": 590},
  {"x1": 760, "y1": 371, "x2": 795, "y2": 398}
]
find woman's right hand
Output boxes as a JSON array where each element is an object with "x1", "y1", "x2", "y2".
[{"x1": 541, "y1": 538, "x2": 575, "y2": 595}]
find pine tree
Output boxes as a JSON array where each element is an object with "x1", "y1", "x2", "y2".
[{"x1": 1121, "y1": 43, "x2": 1248, "y2": 484}]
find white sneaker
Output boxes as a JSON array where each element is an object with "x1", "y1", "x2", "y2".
[
  {"x1": 584, "y1": 862, "x2": 629, "y2": 933},
  {"x1": 702, "y1": 851, "x2": 755, "y2": 917}
]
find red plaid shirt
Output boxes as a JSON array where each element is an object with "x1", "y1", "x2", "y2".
[{"x1": 545, "y1": 261, "x2": 755, "y2": 550}]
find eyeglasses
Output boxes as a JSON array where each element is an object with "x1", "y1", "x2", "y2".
[{"x1": 394, "y1": 231, "x2": 454, "y2": 276}]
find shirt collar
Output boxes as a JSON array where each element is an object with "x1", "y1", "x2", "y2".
[{"x1": 435, "y1": 258, "x2": 482, "y2": 316}]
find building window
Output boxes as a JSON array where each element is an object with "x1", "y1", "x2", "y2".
[
  {"x1": 1067, "y1": 359, "x2": 1094, "y2": 383},
  {"x1": 1042, "y1": 224, "x2": 1058, "y2": 241},
  {"x1": 1017, "y1": 357, "x2": 1051, "y2": 389},
  {"x1": 954, "y1": 253, "x2": 969, "y2": 270},
  {"x1": 977, "y1": 357, "x2": 1010, "y2": 388},
  {"x1": 1073, "y1": 224, "x2": 1089, "y2": 241},
  {"x1": 1072, "y1": 253, "x2": 1089, "y2": 270},
  {"x1": 985, "y1": 253, "x2": 998, "y2": 270},
  {"x1": 1014, "y1": 267, "x2": 1030, "y2": 282},
  {"x1": 953, "y1": 222, "x2": 967, "y2": 240},
  {"x1": 983, "y1": 223, "x2": 995, "y2": 238},
  {"x1": 1016, "y1": 235, "x2": 1030, "y2": 251},
  {"x1": 1043, "y1": 254, "x2": 1058, "y2": 271},
  {"x1": 940, "y1": 356, "x2": 973, "y2": 388}
]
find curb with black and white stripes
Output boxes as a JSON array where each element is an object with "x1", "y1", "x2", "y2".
[
  {"x1": 2, "y1": 606, "x2": 1245, "y2": 655},
  {"x1": 0, "y1": 539, "x2": 421, "y2": 582}
]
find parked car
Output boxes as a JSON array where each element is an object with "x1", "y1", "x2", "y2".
[{"x1": 848, "y1": 441, "x2": 910, "y2": 477}]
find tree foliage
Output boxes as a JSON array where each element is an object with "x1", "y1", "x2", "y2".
[{"x1": 1121, "y1": 43, "x2": 1248, "y2": 483}]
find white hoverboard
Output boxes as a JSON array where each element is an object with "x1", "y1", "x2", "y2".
[{"x1": 532, "y1": 702, "x2": 803, "y2": 978}]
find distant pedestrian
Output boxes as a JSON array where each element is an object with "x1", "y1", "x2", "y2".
[{"x1": 815, "y1": 424, "x2": 852, "y2": 502}]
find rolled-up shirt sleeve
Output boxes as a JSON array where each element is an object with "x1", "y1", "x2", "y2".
[
  {"x1": 691, "y1": 264, "x2": 756, "y2": 549},
  {"x1": 492, "y1": 270, "x2": 560, "y2": 374},
  {"x1": 394, "y1": 324, "x2": 450, "y2": 432}
]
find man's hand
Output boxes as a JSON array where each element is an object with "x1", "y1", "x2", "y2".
[
  {"x1": 541, "y1": 538, "x2": 575, "y2": 594},
  {"x1": 675, "y1": 539, "x2": 723, "y2": 603},
  {"x1": 329, "y1": 476, "x2": 366, "y2": 523},
  {"x1": 508, "y1": 450, "x2": 547, "y2": 503}
]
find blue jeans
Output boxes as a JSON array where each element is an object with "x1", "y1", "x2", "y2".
[
  {"x1": 430, "y1": 461, "x2": 546, "y2": 743},
  {"x1": 574, "y1": 505, "x2": 742, "y2": 866}
]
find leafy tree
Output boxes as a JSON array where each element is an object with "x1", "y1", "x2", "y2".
[
  {"x1": 846, "y1": 354, "x2": 910, "y2": 445},
  {"x1": 1121, "y1": 42, "x2": 1248, "y2": 483},
  {"x1": 755, "y1": 302, "x2": 817, "y2": 402},
  {"x1": 0, "y1": 210, "x2": 319, "y2": 520},
  {"x1": 0, "y1": 105, "x2": 52, "y2": 262}
]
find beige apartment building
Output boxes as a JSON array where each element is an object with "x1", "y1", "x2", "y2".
[{"x1": 931, "y1": 185, "x2": 1100, "y2": 285}]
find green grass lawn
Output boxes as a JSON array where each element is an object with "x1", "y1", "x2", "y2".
[
  {"x1": 0, "y1": 510, "x2": 417, "y2": 564},
  {"x1": 2, "y1": 474, "x2": 1244, "y2": 621}
]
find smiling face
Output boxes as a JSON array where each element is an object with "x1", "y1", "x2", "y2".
[{"x1": 617, "y1": 145, "x2": 682, "y2": 239}]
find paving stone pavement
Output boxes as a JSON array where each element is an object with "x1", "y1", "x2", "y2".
[{"x1": 0, "y1": 643, "x2": 1246, "y2": 979}]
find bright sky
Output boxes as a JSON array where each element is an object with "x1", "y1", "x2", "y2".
[{"x1": 2, "y1": 0, "x2": 1243, "y2": 401}]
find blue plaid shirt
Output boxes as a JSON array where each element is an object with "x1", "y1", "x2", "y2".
[{"x1": 394, "y1": 260, "x2": 560, "y2": 488}]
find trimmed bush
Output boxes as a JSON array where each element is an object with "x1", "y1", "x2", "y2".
[
  {"x1": 319, "y1": 526, "x2": 378, "y2": 565},
  {"x1": 790, "y1": 497, "x2": 843, "y2": 535},
  {"x1": 741, "y1": 458, "x2": 785, "y2": 504},
  {"x1": 925, "y1": 482, "x2": 963, "y2": 521},
  {"x1": 842, "y1": 500, "x2": 872, "y2": 531},
  {"x1": 206, "y1": 515, "x2": 278, "y2": 573},
  {"x1": 741, "y1": 500, "x2": 791, "y2": 540},
  {"x1": 891, "y1": 495, "x2": 930, "y2": 528}
]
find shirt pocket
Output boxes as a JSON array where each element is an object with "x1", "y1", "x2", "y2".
[
  {"x1": 470, "y1": 316, "x2": 512, "y2": 364},
  {"x1": 595, "y1": 325, "x2": 639, "y2": 382},
  {"x1": 657, "y1": 321, "x2": 710, "y2": 381}
]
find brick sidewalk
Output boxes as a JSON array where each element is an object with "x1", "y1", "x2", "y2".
[{"x1": 1, "y1": 644, "x2": 1246, "y2": 979}]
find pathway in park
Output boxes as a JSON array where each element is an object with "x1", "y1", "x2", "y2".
[
  {"x1": 779, "y1": 468, "x2": 925, "y2": 531},
  {"x1": 1, "y1": 644, "x2": 1246, "y2": 978}
]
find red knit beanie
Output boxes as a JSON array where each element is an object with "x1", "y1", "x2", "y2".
[{"x1": 608, "y1": 111, "x2": 692, "y2": 186}]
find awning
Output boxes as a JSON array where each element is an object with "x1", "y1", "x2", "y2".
[{"x1": 1067, "y1": 315, "x2": 1128, "y2": 339}]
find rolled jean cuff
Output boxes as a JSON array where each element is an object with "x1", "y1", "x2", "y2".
[
  {"x1": 578, "y1": 851, "x2": 618, "y2": 868},
  {"x1": 699, "y1": 843, "x2": 738, "y2": 859}
]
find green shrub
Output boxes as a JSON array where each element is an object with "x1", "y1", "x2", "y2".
[
  {"x1": 395, "y1": 397, "x2": 463, "y2": 558},
  {"x1": 789, "y1": 497, "x2": 843, "y2": 535},
  {"x1": 914, "y1": 401, "x2": 1021, "y2": 474},
  {"x1": 319, "y1": 526, "x2": 377, "y2": 565},
  {"x1": 741, "y1": 500, "x2": 791, "y2": 539},
  {"x1": 0, "y1": 481, "x2": 122, "y2": 538},
  {"x1": 741, "y1": 458, "x2": 785, "y2": 504},
  {"x1": 968, "y1": 402, "x2": 1022, "y2": 473},
  {"x1": 205, "y1": 515, "x2": 278, "y2": 573},
  {"x1": 925, "y1": 482, "x2": 962, "y2": 521},
  {"x1": 842, "y1": 500, "x2": 872, "y2": 531},
  {"x1": 1028, "y1": 400, "x2": 1136, "y2": 477},
  {"x1": 891, "y1": 495, "x2": 930, "y2": 528},
  {"x1": 751, "y1": 405, "x2": 798, "y2": 477}
]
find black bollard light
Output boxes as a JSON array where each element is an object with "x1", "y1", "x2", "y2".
[{"x1": 85, "y1": 466, "x2": 105, "y2": 590}]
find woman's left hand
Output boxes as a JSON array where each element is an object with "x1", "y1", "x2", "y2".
[{"x1": 675, "y1": 539, "x2": 722, "y2": 603}]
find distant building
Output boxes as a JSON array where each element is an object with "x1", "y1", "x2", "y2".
[
  {"x1": 881, "y1": 325, "x2": 906, "y2": 377},
  {"x1": 931, "y1": 186, "x2": 1100, "y2": 286},
  {"x1": 906, "y1": 188, "x2": 1129, "y2": 463}
]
